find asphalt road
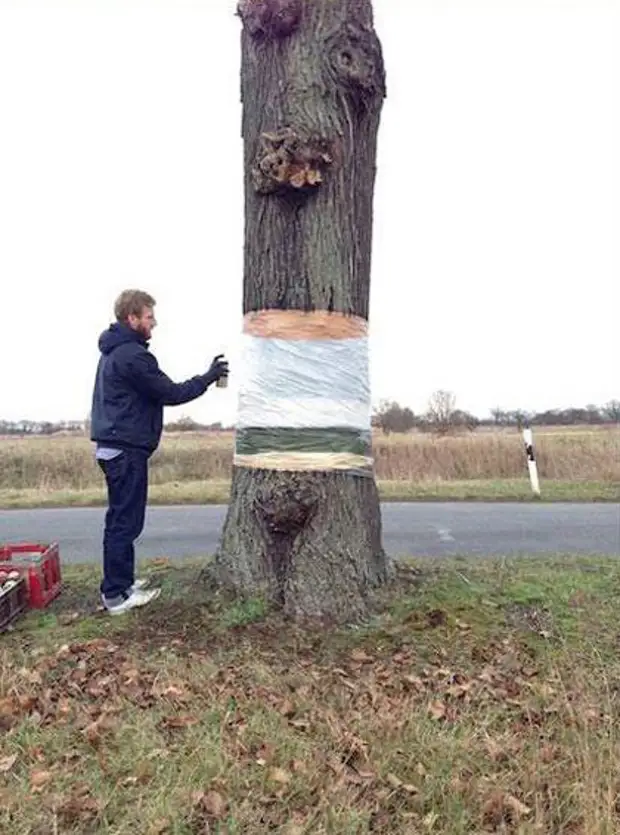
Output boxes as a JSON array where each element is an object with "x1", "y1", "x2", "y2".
[{"x1": 0, "y1": 503, "x2": 618, "y2": 563}]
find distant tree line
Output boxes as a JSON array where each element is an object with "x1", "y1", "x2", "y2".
[
  {"x1": 490, "y1": 402, "x2": 620, "y2": 428},
  {"x1": 373, "y1": 394, "x2": 620, "y2": 436},
  {"x1": 2, "y1": 397, "x2": 618, "y2": 437},
  {"x1": 0, "y1": 419, "x2": 85, "y2": 436},
  {"x1": 164, "y1": 417, "x2": 226, "y2": 433},
  {"x1": 0, "y1": 416, "x2": 228, "y2": 436}
]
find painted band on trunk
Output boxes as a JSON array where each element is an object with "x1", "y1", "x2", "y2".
[
  {"x1": 235, "y1": 309, "x2": 373, "y2": 474},
  {"x1": 237, "y1": 336, "x2": 369, "y2": 429},
  {"x1": 236, "y1": 427, "x2": 371, "y2": 456},
  {"x1": 234, "y1": 451, "x2": 373, "y2": 475},
  {"x1": 244, "y1": 309, "x2": 368, "y2": 340}
]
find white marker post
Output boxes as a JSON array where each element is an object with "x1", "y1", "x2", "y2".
[{"x1": 523, "y1": 427, "x2": 541, "y2": 496}]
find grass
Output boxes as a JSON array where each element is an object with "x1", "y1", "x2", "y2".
[
  {"x1": 0, "y1": 478, "x2": 617, "y2": 510},
  {"x1": 1, "y1": 555, "x2": 620, "y2": 833},
  {"x1": 0, "y1": 428, "x2": 618, "y2": 508}
]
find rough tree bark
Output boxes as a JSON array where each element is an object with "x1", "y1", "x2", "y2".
[{"x1": 214, "y1": 0, "x2": 389, "y2": 622}]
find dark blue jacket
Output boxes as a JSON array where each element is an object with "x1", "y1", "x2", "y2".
[{"x1": 90, "y1": 323, "x2": 210, "y2": 454}]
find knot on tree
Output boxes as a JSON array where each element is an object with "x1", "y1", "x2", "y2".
[
  {"x1": 253, "y1": 481, "x2": 318, "y2": 605},
  {"x1": 238, "y1": 0, "x2": 302, "y2": 39},
  {"x1": 326, "y1": 23, "x2": 386, "y2": 104},
  {"x1": 252, "y1": 128, "x2": 333, "y2": 196},
  {"x1": 254, "y1": 483, "x2": 317, "y2": 537}
]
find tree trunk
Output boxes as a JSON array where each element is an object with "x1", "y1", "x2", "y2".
[{"x1": 214, "y1": 0, "x2": 389, "y2": 622}]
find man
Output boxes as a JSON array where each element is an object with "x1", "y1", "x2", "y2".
[{"x1": 91, "y1": 289, "x2": 229, "y2": 615}]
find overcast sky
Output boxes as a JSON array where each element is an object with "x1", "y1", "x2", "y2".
[{"x1": 0, "y1": 0, "x2": 617, "y2": 425}]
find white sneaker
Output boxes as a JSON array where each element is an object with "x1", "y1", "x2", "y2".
[
  {"x1": 132, "y1": 578, "x2": 150, "y2": 592},
  {"x1": 103, "y1": 587, "x2": 161, "y2": 616}
]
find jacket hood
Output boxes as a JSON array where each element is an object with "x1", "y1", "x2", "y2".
[{"x1": 98, "y1": 322, "x2": 147, "y2": 355}]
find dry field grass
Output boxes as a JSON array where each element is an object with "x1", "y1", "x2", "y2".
[
  {"x1": 0, "y1": 427, "x2": 617, "y2": 508},
  {"x1": 1, "y1": 555, "x2": 619, "y2": 833}
]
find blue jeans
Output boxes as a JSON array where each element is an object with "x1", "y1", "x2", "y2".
[{"x1": 98, "y1": 449, "x2": 149, "y2": 601}]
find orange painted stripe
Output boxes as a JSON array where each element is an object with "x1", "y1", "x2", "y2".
[{"x1": 243, "y1": 310, "x2": 368, "y2": 340}]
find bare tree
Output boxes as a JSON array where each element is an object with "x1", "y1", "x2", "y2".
[
  {"x1": 491, "y1": 407, "x2": 506, "y2": 426},
  {"x1": 373, "y1": 401, "x2": 417, "y2": 434},
  {"x1": 214, "y1": 0, "x2": 390, "y2": 621},
  {"x1": 425, "y1": 390, "x2": 457, "y2": 436},
  {"x1": 603, "y1": 400, "x2": 620, "y2": 423}
]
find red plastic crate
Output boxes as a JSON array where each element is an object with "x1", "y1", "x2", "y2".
[
  {"x1": 0, "y1": 575, "x2": 28, "y2": 631},
  {"x1": 0, "y1": 543, "x2": 62, "y2": 609}
]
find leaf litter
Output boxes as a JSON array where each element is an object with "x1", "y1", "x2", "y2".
[{"x1": 1, "y1": 556, "x2": 619, "y2": 833}]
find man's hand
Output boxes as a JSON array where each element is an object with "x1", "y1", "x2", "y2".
[{"x1": 205, "y1": 354, "x2": 229, "y2": 386}]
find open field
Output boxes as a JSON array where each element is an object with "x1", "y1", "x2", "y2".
[
  {"x1": 1, "y1": 555, "x2": 620, "y2": 833},
  {"x1": 0, "y1": 428, "x2": 617, "y2": 508}
]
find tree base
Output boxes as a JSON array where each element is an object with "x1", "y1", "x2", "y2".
[{"x1": 214, "y1": 468, "x2": 391, "y2": 623}]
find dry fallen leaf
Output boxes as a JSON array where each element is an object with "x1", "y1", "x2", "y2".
[
  {"x1": 18, "y1": 667, "x2": 42, "y2": 685},
  {"x1": 424, "y1": 810, "x2": 439, "y2": 830},
  {"x1": 505, "y1": 793, "x2": 532, "y2": 819},
  {"x1": 202, "y1": 790, "x2": 226, "y2": 819},
  {"x1": 255, "y1": 742, "x2": 275, "y2": 766},
  {"x1": 483, "y1": 793, "x2": 504, "y2": 825},
  {"x1": 485, "y1": 738, "x2": 510, "y2": 763},
  {"x1": 84, "y1": 714, "x2": 117, "y2": 747},
  {"x1": 160, "y1": 715, "x2": 199, "y2": 729},
  {"x1": 0, "y1": 754, "x2": 17, "y2": 773},
  {"x1": 428, "y1": 700, "x2": 447, "y2": 721},
  {"x1": 279, "y1": 698, "x2": 295, "y2": 718},
  {"x1": 386, "y1": 773, "x2": 418, "y2": 794},
  {"x1": 30, "y1": 769, "x2": 52, "y2": 790},
  {"x1": 82, "y1": 638, "x2": 119, "y2": 654},
  {"x1": 386, "y1": 772, "x2": 403, "y2": 789},
  {"x1": 392, "y1": 651, "x2": 410, "y2": 664},
  {"x1": 269, "y1": 767, "x2": 292, "y2": 785},
  {"x1": 59, "y1": 612, "x2": 81, "y2": 626},
  {"x1": 56, "y1": 786, "x2": 100, "y2": 826},
  {"x1": 160, "y1": 684, "x2": 186, "y2": 699},
  {"x1": 404, "y1": 675, "x2": 425, "y2": 691},
  {"x1": 483, "y1": 791, "x2": 532, "y2": 827},
  {"x1": 121, "y1": 776, "x2": 141, "y2": 787},
  {"x1": 350, "y1": 648, "x2": 373, "y2": 664},
  {"x1": 148, "y1": 819, "x2": 171, "y2": 835}
]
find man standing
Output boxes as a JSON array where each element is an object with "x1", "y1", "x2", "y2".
[{"x1": 91, "y1": 290, "x2": 229, "y2": 615}]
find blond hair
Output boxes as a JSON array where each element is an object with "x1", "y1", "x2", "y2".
[{"x1": 114, "y1": 290, "x2": 156, "y2": 322}]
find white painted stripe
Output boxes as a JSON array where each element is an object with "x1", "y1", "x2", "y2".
[
  {"x1": 237, "y1": 396, "x2": 371, "y2": 429},
  {"x1": 236, "y1": 334, "x2": 370, "y2": 430}
]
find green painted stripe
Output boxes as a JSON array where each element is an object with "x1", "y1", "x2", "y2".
[{"x1": 235, "y1": 427, "x2": 372, "y2": 457}]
